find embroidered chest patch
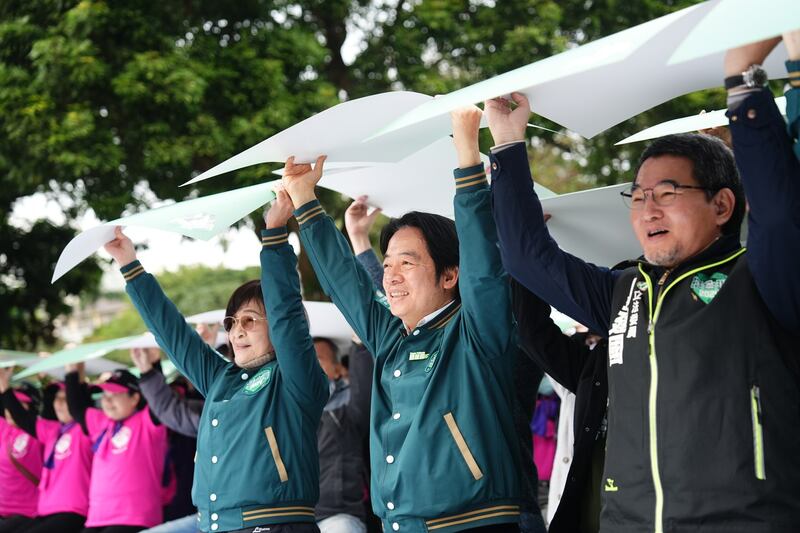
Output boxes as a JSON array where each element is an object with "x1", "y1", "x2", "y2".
[
  {"x1": 424, "y1": 352, "x2": 439, "y2": 373},
  {"x1": 55, "y1": 433, "x2": 73, "y2": 458},
  {"x1": 690, "y1": 272, "x2": 727, "y2": 304},
  {"x1": 243, "y1": 366, "x2": 273, "y2": 395},
  {"x1": 408, "y1": 351, "x2": 429, "y2": 361},
  {"x1": 11, "y1": 434, "x2": 30, "y2": 458},
  {"x1": 111, "y1": 426, "x2": 132, "y2": 454}
]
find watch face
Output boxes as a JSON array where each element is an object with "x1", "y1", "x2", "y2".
[{"x1": 744, "y1": 65, "x2": 768, "y2": 87}]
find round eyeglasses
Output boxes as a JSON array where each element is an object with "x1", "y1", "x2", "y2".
[
  {"x1": 223, "y1": 315, "x2": 267, "y2": 332},
  {"x1": 620, "y1": 180, "x2": 714, "y2": 209}
]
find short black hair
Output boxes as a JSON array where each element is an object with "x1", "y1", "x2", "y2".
[
  {"x1": 635, "y1": 133, "x2": 744, "y2": 236},
  {"x1": 313, "y1": 337, "x2": 339, "y2": 363},
  {"x1": 225, "y1": 280, "x2": 264, "y2": 318},
  {"x1": 380, "y1": 211, "x2": 460, "y2": 286}
]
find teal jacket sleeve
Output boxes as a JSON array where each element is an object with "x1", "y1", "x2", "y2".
[
  {"x1": 259, "y1": 227, "x2": 329, "y2": 408},
  {"x1": 294, "y1": 201, "x2": 397, "y2": 358},
  {"x1": 122, "y1": 261, "x2": 228, "y2": 397},
  {"x1": 453, "y1": 164, "x2": 515, "y2": 357}
]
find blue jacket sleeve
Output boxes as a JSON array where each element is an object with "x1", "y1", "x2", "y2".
[
  {"x1": 355, "y1": 249, "x2": 384, "y2": 289},
  {"x1": 786, "y1": 59, "x2": 800, "y2": 162},
  {"x1": 122, "y1": 261, "x2": 228, "y2": 397},
  {"x1": 260, "y1": 227, "x2": 329, "y2": 408},
  {"x1": 728, "y1": 86, "x2": 800, "y2": 333},
  {"x1": 490, "y1": 142, "x2": 619, "y2": 334},
  {"x1": 295, "y1": 201, "x2": 399, "y2": 358}
]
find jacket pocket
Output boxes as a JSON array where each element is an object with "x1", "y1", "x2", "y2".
[
  {"x1": 264, "y1": 426, "x2": 289, "y2": 483},
  {"x1": 443, "y1": 412, "x2": 484, "y2": 481},
  {"x1": 749, "y1": 386, "x2": 766, "y2": 481}
]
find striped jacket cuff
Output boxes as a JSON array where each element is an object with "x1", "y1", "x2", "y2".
[
  {"x1": 294, "y1": 200, "x2": 325, "y2": 226},
  {"x1": 120, "y1": 260, "x2": 145, "y2": 283},
  {"x1": 261, "y1": 227, "x2": 289, "y2": 248},
  {"x1": 787, "y1": 59, "x2": 800, "y2": 88},
  {"x1": 454, "y1": 163, "x2": 488, "y2": 194}
]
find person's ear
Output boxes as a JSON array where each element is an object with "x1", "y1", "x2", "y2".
[
  {"x1": 440, "y1": 266, "x2": 459, "y2": 291},
  {"x1": 712, "y1": 188, "x2": 736, "y2": 227}
]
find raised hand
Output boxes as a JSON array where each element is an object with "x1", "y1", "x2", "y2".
[
  {"x1": 130, "y1": 348, "x2": 157, "y2": 373},
  {"x1": 65, "y1": 361, "x2": 85, "y2": 380},
  {"x1": 345, "y1": 195, "x2": 382, "y2": 255},
  {"x1": 483, "y1": 92, "x2": 531, "y2": 146},
  {"x1": 783, "y1": 29, "x2": 800, "y2": 60},
  {"x1": 0, "y1": 367, "x2": 13, "y2": 393},
  {"x1": 281, "y1": 155, "x2": 327, "y2": 209},
  {"x1": 450, "y1": 106, "x2": 483, "y2": 168},
  {"x1": 103, "y1": 226, "x2": 138, "y2": 267},
  {"x1": 265, "y1": 185, "x2": 295, "y2": 229},
  {"x1": 196, "y1": 323, "x2": 220, "y2": 348}
]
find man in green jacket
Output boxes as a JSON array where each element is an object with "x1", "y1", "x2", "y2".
[{"x1": 280, "y1": 108, "x2": 525, "y2": 533}]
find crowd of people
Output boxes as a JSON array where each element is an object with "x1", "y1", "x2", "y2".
[{"x1": 2, "y1": 33, "x2": 799, "y2": 533}]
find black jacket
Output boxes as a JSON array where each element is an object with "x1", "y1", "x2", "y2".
[
  {"x1": 602, "y1": 237, "x2": 800, "y2": 533},
  {"x1": 512, "y1": 278, "x2": 607, "y2": 533},
  {"x1": 316, "y1": 341, "x2": 373, "y2": 522}
]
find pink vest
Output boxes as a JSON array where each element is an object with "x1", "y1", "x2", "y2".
[
  {"x1": 0, "y1": 419, "x2": 43, "y2": 517},
  {"x1": 36, "y1": 418, "x2": 93, "y2": 517},
  {"x1": 84, "y1": 407, "x2": 168, "y2": 528}
]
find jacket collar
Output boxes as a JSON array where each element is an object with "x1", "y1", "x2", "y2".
[{"x1": 637, "y1": 233, "x2": 743, "y2": 282}]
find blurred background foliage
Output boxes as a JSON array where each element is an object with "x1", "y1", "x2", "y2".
[{"x1": 2, "y1": 0, "x2": 720, "y2": 352}]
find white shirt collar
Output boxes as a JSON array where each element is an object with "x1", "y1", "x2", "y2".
[{"x1": 408, "y1": 300, "x2": 456, "y2": 332}]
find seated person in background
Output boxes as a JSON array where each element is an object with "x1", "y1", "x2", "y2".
[
  {"x1": 314, "y1": 336, "x2": 373, "y2": 533},
  {"x1": 0, "y1": 368, "x2": 93, "y2": 533},
  {"x1": 132, "y1": 348, "x2": 204, "y2": 533},
  {"x1": 0, "y1": 381, "x2": 43, "y2": 533}
]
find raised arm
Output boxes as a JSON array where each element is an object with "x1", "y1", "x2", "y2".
[
  {"x1": 725, "y1": 35, "x2": 800, "y2": 333},
  {"x1": 260, "y1": 187, "x2": 328, "y2": 408},
  {"x1": 448, "y1": 106, "x2": 515, "y2": 354},
  {"x1": 0, "y1": 369, "x2": 36, "y2": 437},
  {"x1": 281, "y1": 157, "x2": 398, "y2": 356},
  {"x1": 65, "y1": 366, "x2": 90, "y2": 435},
  {"x1": 104, "y1": 227, "x2": 227, "y2": 396},
  {"x1": 133, "y1": 351, "x2": 202, "y2": 437},
  {"x1": 346, "y1": 196, "x2": 384, "y2": 289},
  {"x1": 485, "y1": 94, "x2": 618, "y2": 335}
]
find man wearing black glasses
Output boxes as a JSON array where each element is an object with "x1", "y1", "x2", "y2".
[{"x1": 486, "y1": 34, "x2": 800, "y2": 533}]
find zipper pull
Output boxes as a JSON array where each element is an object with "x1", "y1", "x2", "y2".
[
  {"x1": 752, "y1": 385, "x2": 762, "y2": 417},
  {"x1": 657, "y1": 269, "x2": 671, "y2": 286}
]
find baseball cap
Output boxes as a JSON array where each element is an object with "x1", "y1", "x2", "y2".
[{"x1": 92, "y1": 369, "x2": 140, "y2": 395}]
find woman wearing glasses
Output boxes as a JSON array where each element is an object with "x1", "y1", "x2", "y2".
[{"x1": 103, "y1": 188, "x2": 328, "y2": 533}]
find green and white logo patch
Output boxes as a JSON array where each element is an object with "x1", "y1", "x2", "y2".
[
  {"x1": 409, "y1": 351, "x2": 429, "y2": 361},
  {"x1": 243, "y1": 366, "x2": 273, "y2": 395},
  {"x1": 424, "y1": 352, "x2": 439, "y2": 373},
  {"x1": 636, "y1": 281, "x2": 648, "y2": 292},
  {"x1": 690, "y1": 272, "x2": 727, "y2": 304}
]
